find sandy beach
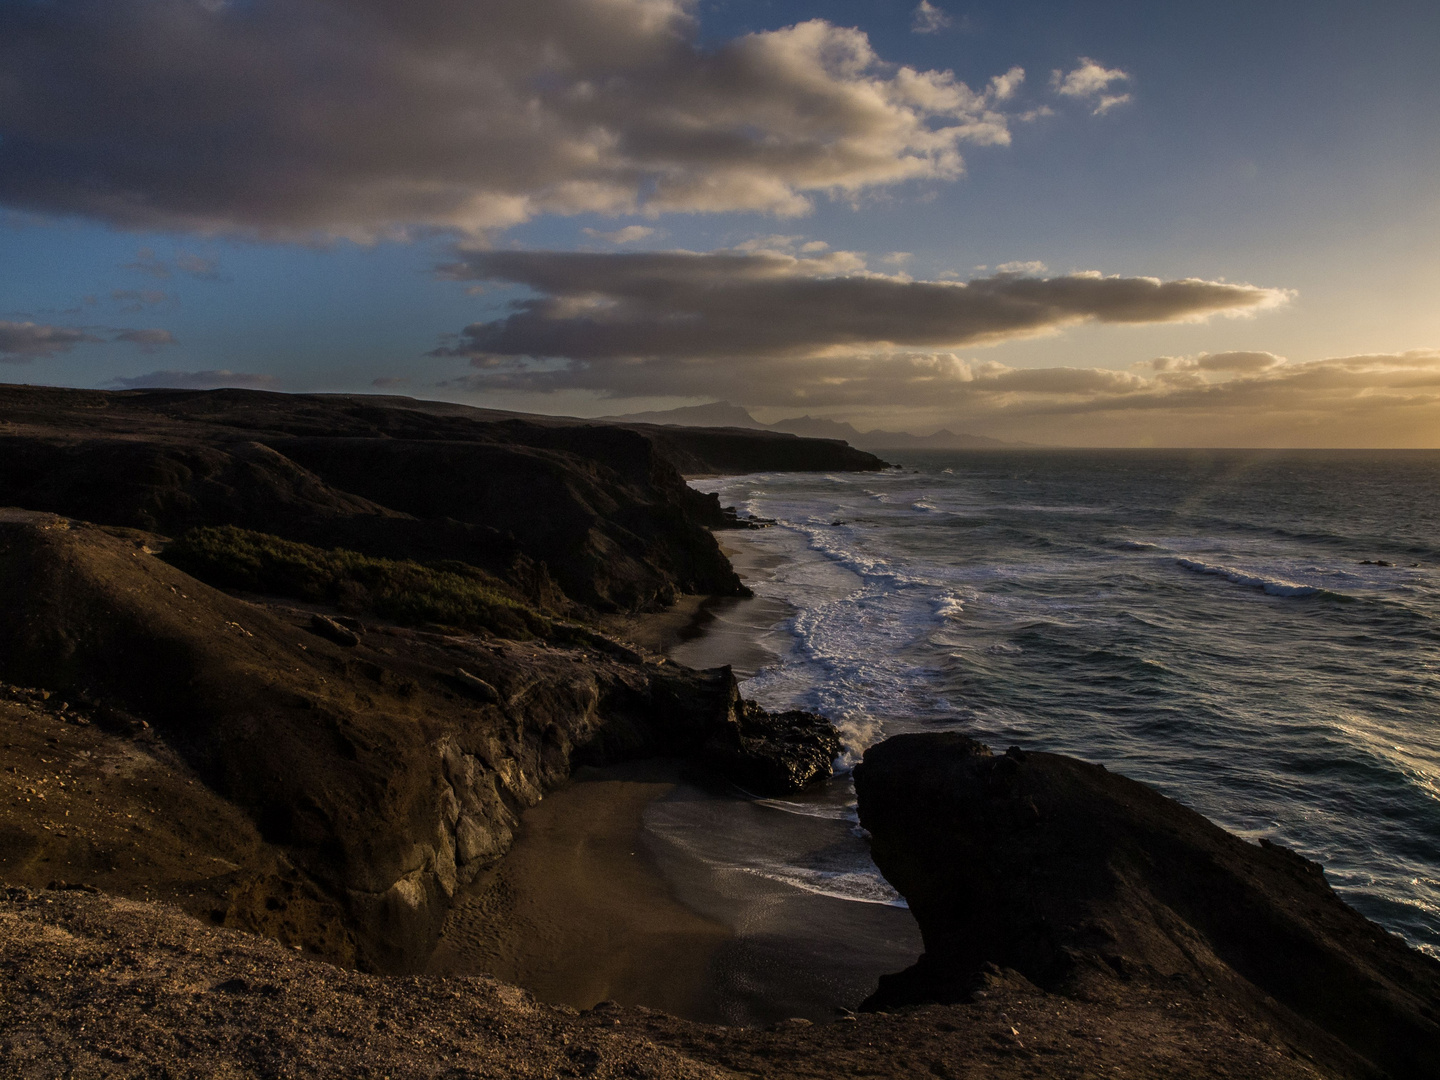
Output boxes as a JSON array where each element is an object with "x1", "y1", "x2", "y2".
[
  {"x1": 425, "y1": 759, "x2": 731, "y2": 1019},
  {"x1": 426, "y1": 530, "x2": 923, "y2": 1026}
]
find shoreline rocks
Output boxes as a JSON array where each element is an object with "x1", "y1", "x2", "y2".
[{"x1": 854, "y1": 732, "x2": 1440, "y2": 1079}]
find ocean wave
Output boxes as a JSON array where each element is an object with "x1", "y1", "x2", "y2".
[
  {"x1": 751, "y1": 797, "x2": 858, "y2": 822},
  {"x1": 1113, "y1": 539, "x2": 1164, "y2": 551},
  {"x1": 934, "y1": 595, "x2": 965, "y2": 618},
  {"x1": 1176, "y1": 558, "x2": 1348, "y2": 599},
  {"x1": 739, "y1": 864, "x2": 908, "y2": 907}
]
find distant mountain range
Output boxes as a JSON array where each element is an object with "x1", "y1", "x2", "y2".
[{"x1": 595, "y1": 401, "x2": 1036, "y2": 451}]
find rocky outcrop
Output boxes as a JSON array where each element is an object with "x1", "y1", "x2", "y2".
[
  {"x1": 0, "y1": 384, "x2": 886, "y2": 613},
  {"x1": 0, "y1": 511, "x2": 837, "y2": 972},
  {"x1": 700, "y1": 700, "x2": 842, "y2": 795},
  {"x1": 854, "y1": 732, "x2": 1440, "y2": 1079}
]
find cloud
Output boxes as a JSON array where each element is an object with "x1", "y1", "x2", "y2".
[
  {"x1": 992, "y1": 349, "x2": 1440, "y2": 446},
  {"x1": 113, "y1": 328, "x2": 179, "y2": 353},
  {"x1": 108, "y1": 369, "x2": 278, "y2": 390},
  {"x1": 0, "y1": 321, "x2": 101, "y2": 362},
  {"x1": 911, "y1": 2, "x2": 952, "y2": 34},
  {"x1": 1141, "y1": 350, "x2": 1286, "y2": 374},
  {"x1": 1051, "y1": 58, "x2": 1132, "y2": 115},
  {"x1": 582, "y1": 226, "x2": 656, "y2": 245},
  {"x1": 1, "y1": 320, "x2": 180, "y2": 362},
  {"x1": 174, "y1": 252, "x2": 224, "y2": 281},
  {"x1": 123, "y1": 248, "x2": 171, "y2": 279},
  {"x1": 371, "y1": 376, "x2": 411, "y2": 388},
  {"x1": 996, "y1": 260, "x2": 1048, "y2": 275},
  {"x1": 431, "y1": 248, "x2": 1289, "y2": 403},
  {"x1": 0, "y1": 1, "x2": 1040, "y2": 241},
  {"x1": 122, "y1": 248, "x2": 225, "y2": 281},
  {"x1": 110, "y1": 289, "x2": 174, "y2": 313}
]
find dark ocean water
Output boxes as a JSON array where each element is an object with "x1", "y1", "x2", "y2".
[{"x1": 690, "y1": 450, "x2": 1440, "y2": 958}]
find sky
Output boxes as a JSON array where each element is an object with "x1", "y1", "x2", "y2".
[{"x1": 2, "y1": 0, "x2": 1438, "y2": 446}]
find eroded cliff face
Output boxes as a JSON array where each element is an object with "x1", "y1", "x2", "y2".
[
  {"x1": 854, "y1": 732, "x2": 1440, "y2": 1080},
  {"x1": 0, "y1": 511, "x2": 834, "y2": 972},
  {"x1": 0, "y1": 384, "x2": 884, "y2": 614}
]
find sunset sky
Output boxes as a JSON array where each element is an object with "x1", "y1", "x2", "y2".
[{"x1": 2, "y1": 0, "x2": 1438, "y2": 445}]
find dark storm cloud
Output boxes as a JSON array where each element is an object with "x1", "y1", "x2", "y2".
[
  {"x1": 0, "y1": 0, "x2": 1030, "y2": 240},
  {"x1": 430, "y1": 249, "x2": 1288, "y2": 403}
]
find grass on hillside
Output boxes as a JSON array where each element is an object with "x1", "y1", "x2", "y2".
[{"x1": 163, "y1": 526, "x2": 554, "y2": 640}]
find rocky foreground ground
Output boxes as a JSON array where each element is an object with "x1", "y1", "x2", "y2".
[{"x1": 4, "y1": 883, "x2": 1342, "y2": 1080}]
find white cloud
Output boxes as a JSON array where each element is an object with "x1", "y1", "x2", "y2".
[
  {"x1": 1141, "y1": 351, "x2": 1287, "y2": 374},
  {"x1": 996, "y1": 260, "x2": 1048, "y2": 275},
  {"x1": 1051, "y1": 58, "x2": 1133, "y2": 115},
  {"x1": 0, "y1": 1, "x2": 1041, "y2": 240},
  {"x1": 912, "y1": 2, "x2": 952, "y2": 34}
]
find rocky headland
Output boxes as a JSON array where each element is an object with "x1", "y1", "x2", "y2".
[{"x1": 2, "y1": 385, "x2": 1438, "y2": 1078}]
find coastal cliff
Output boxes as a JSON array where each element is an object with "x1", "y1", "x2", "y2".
[
  {"x1": 0, "y1": 386, "x2": 861, "y2": 972},
  {"x1": 0, "y1": 384, "x2": 884, "y2": 612}
]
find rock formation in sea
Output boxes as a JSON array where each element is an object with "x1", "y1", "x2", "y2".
[{"x1": 854, "y1": 732, "x2": 1440, "y2": 1079}]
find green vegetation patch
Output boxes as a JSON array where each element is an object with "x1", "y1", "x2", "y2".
[{"x1": 164, "y1": 526, "x2": 553, "y2": 640}]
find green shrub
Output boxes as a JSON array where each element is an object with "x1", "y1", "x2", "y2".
[{"x1": 163, "y1": 526, "x2": 553, "y2": 640}]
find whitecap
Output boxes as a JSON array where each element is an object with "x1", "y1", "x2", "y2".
[
  {"x1": 934, "y1": 595, "x2": 965, "y2": 619},
  {"x1": 1175, "y1": 558, "x2": 1343, "y2": 599}
]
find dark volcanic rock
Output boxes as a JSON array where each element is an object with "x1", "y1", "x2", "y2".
[
  {"x1": 854, "y1": 732, "x2": 1440, "y2": 1079},
  {"x1": 0, "y1": 510, "x2": 838, "y2": 971},
  {"x1": 0, "y1": 385, "x2": 885, "y2": 613},
  {"x1": 701, "y1": 698, "x2": 842, "y2": 794}
]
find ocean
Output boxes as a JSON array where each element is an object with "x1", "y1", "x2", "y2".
[{"x1": 666, "y1": 449, "x2": 1440, "y2": 973}]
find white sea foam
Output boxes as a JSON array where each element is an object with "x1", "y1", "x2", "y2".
[
  {"x1": 739, "y1": 864, "x2": 908, "y2": 907},
  {"x1": 752, "y1": 797, "x2": 858, "y2": 822},
  {"x1": 934, "y1": 595, "x2": 965, "y2": 618},
  {"x1": 1175, "y1": 558, "x2": 1339, "y2": 598},
  {"x1": 692, "y1": 455, "x2": 1440, "y2": 957}
]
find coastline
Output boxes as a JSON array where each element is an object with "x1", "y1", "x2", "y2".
[{"x1": 427, "y1": 528, "x2": 924, "y2": 1026}]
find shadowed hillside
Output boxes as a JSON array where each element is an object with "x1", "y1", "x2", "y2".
[{"x1": 0, "y1": 385, "x2": 885, "y2": 613}]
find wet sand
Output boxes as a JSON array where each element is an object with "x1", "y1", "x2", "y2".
[
  {"x1": 669, "y1": 536, "x2": 795, "y2": 678},
  {"x1": 425, "y1": 760, "x2": 730, "y2": 1019},
  {"x1": 427, "y1": 530, "x2": 922, "y2": 1026}
]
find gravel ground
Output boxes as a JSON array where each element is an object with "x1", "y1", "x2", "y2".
[{"x1": 1, "y1": 886, "x2": 1338, "y2": 1080}]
